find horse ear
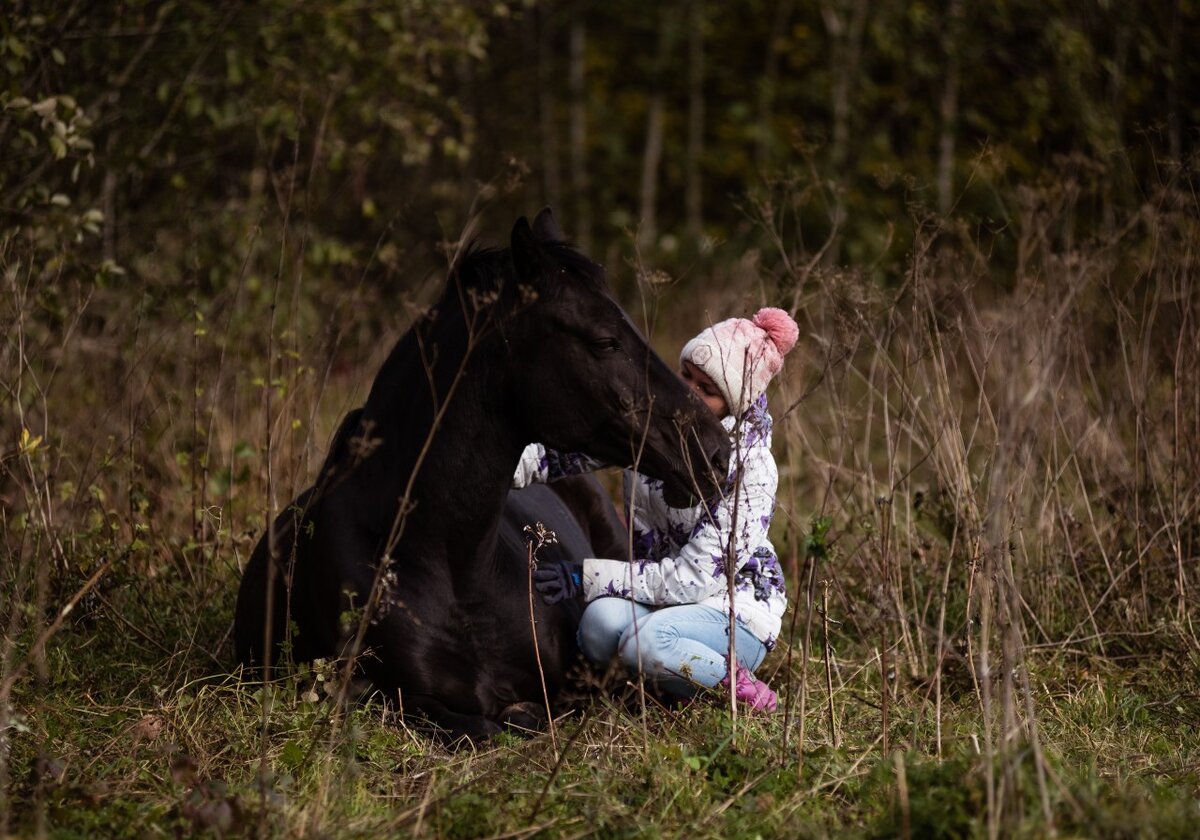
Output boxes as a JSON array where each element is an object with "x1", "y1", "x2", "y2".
[
  {"x1": 532, "y1": 206, "x2": 565, "y2": 243},
  {"x1": 510, "y1": 216, "x2": 545, "y2": 284}
]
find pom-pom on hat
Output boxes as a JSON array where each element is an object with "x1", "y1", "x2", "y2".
[{"x1": 679, "y1": 307, "x2": 799, "y2": 417}]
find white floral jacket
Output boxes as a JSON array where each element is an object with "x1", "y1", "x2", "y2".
[{"x1": 513, "y1": 395, "x2": 788, "y2": 649}]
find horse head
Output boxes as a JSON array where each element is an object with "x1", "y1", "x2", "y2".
[{"x1": 487, "y1": 208, "x2": 730, "y2": 506}]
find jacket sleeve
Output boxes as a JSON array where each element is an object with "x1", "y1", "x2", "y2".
[
  {"x1": 512, "y1": 442, "x2": 608, "y2": 489},
  {"x1": 582, "y1": 438, "x2": 778, "y2": 605}
]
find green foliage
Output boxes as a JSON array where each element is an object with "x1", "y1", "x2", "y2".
[
  {"x1": 4, "y1": 0, "x2": 1197, "y2": 317},
  {"x1": 804, "y1": 514, "x2": 834, "y2": 563},
  {"x1": 868, "y1": 751, "x2": 985, "y2": 839}
]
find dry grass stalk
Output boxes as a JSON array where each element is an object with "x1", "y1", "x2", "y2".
[
  {"x1": 821, "y1": 579, "x2": 839, "y2": 748},
  {"x1": 525, "y1": 522, "x2": 560, "y2": 754}
]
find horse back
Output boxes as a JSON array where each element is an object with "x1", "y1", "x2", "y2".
[{"x1": 234, "y1": 407, "x2": 367, "y2": 669}]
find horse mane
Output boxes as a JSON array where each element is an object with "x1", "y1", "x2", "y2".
[
  {"x1": 448, "y1": 242, "x2": 506, "y2": 298},
  {"x1": 357, "y1": 235, "x2": 609, "y2": 449}
]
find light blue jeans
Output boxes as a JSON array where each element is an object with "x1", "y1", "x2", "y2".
[{"x1": 578, "y1": 597, "x2": 767, "y2": 698}]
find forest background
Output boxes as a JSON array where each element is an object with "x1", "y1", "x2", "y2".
[{"x1": 2, "y1": 1, "x2": 1199, "y2": 836}]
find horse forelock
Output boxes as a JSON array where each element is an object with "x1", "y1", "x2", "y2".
[
  {"x1": 447, "y1": 238, "x2": 608, "y2": 308},
  {"x1": 446, "y1": 242, "x2": 506, "y2": 300}
]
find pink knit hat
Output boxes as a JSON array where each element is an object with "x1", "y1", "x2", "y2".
[{"x1": 679, "y1": 307, "x2": 799, "y2": 417}]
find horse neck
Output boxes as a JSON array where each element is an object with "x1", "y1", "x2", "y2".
[{"x1": 356, "y1": 310, "x2": 521, "y2": 563}]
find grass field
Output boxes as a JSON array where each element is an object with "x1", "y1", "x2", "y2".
[{"x1": 4, "y1": 185, "x2": 1200, "y2": 837}]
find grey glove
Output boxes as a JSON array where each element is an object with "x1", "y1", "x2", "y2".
[{"x1": 531, "y1": 559, "x2": 583, "y2": 605}]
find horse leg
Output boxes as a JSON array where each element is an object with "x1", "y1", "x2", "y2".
[
  {"x1": 234, "y1": 528, "x2": 293, "y2": 670},
  {"x1": 402, "y1": 694, "x2": 502, "y2": 746},
  {"x1": 498, "y1": 701, "x2": 546, "y2": 734}
]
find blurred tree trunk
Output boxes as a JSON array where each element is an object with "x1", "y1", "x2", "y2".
[
  {"x1": 637, "y1": 9, "x2": 672, "y2": 250},
  {"x1": 568, "y1": 17, "x2": 591, "y2": 250},
  {"x1": 638, "y1": 97, "x2": 665, "y2": 249},
  {"x1": 821, "y1": 0, "x2": 868, "y2": 262},
  {"x1": 685, "y1": 0, "x2": 704, "y2": 239},
  {"x1": 1105, "y1": 11, "x2": 1130, "y2": 231},
  {"x1": 757, "y1": 0, "x2": 795, "y2": 172},
  {"x1": 1167, "y1": 0, "x2": 1182, "y2": 162},
  {"x1": 102, "y1": 133, "x2": 118, "y2": 263},
  {"x1": 537, "y1": 5, "x2": 562, "y2": 212},
  {"x1": 457, "y1": 52, "x2": 477, "y2": 211},
  {"x1": 937, "y1": 0, "x2": 963, "y2": 215},
  {"x1": 823, "y1": 0, "x2": 868, "y2": 176}
]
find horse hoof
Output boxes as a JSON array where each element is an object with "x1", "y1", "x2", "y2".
[
  {"x1": 442, "y1": 717, "x2": 503, "y2": 749},
  {"x1": 499, "y1": 701, "x2": 546, "y2": 733}
]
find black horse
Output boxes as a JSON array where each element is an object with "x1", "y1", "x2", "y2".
[{"x1": 234, "y1": 209, "x2": 730, "y2": 741}]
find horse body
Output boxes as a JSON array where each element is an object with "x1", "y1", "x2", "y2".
[{"x1": 235, "y1": 210, "x2": 729, "y2": 740}]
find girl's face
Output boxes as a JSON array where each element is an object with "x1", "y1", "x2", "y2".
[{"x1": 680, "y1": 360, "x2": 730, "y2": 418}]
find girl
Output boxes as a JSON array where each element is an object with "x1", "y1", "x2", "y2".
[{"x1": 513, "y1": 307, "x2": 798, "y2": 710}]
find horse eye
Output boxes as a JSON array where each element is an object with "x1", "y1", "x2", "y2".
[{"x1": 590, "y1": 337, "x2": 621, "y2": 354}]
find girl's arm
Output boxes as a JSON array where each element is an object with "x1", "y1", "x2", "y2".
[
  {"x1": 512, "y1": 442, "x2": 608, "y2": 488},
  {"x1": 582, "y1": 440, "x2": 778, "y2": 604}
]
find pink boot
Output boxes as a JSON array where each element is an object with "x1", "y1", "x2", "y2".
[{"x1": 720, "y1": 665, "x2": 778, "y2": 712}]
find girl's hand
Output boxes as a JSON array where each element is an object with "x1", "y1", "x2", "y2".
[{"x1": 531, "y1": 559, "x2": 583, "y2": 605}]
